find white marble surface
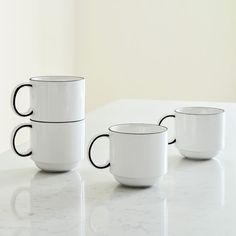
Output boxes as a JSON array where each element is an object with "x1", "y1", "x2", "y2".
[{"x1": 1, "y1": 99, "x2": 236, "y2": 236}]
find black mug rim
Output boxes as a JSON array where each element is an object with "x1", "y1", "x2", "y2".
[
  {"x1": 175, "y1": 106, "x2": 225, "y2": 115},
  {"x1": 108, "y1": 123, "x2": 168, "y2": 135},
  {"x1": 30, "y1": 76, "x2": 85, "y2": 82}
]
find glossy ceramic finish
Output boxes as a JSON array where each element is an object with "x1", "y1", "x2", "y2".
[
  {"x1": 2, "y1": 100, "x2": 236, "y2": 236},
  {"x1": 11, "y1": 120, "x2": 85, "y2": 172},
  {"x1": 89, "y1": 123, "x2": 168, "y2": 187},
  {"x1": 175, "y1": 107, "x2": 225, "y2": 159},
  {"x1": 12, "y1": 76, "x2": 85, "y2": 122},
  {"x1": 159, "y1": 107, "x2": 225, "y2": 159}
]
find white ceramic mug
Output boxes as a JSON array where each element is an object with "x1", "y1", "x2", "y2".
[
  {"x1": 11, "y1": 76, "x2": 85, "y2": 122},
  {"x1": 158, "y1": 107, "x2": 225, "y2": 159},
  {"x1": 88, "y1": 123, "x2": 168, "y2": 187},
  {"x1": 11, "y1": 119, "x2": 85, "y2": 172}
]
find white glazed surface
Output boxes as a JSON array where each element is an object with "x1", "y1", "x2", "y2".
[
  {"x1": 11, "y1": 76, "x2": 84, "y2": 122},
  {"x1": 30, "y1": 77, "x2": 85, "y2": 122},
  {"x1": 2, "y1": 99, "x2": 236, "y2": 236},
  {"x1": 113, "y1": 175, "x2": 162, "y2": 187},
  {"x1": 109, "y1": 125, "x2": 168, "y2": 181},
  {"x1": 175, "y1": 108, "x2": 225, "y2": 159},
  {"x1": 31, "y1": 120, "x2": 85, "y2": 171}
]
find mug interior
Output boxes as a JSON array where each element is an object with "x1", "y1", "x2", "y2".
[
  {"x1": 109, "y1": 123, "x2": 167, "y2": 135},
  {"x1": 30, "y1": 76, "x2": 84, "y2": 82},
  {"x1": 175, "y1": 107, "x2": 224, "y2": 115}
]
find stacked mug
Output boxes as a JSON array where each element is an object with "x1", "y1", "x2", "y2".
[{"x1": 11, "y1": 76, "x2": 85, "y2": 172}]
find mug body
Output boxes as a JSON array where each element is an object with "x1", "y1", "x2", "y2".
[
  {"x1": 30, "y1": 76, "x2": 85, "y2": 122},
  {"x1": 31, "y1": 119, "x2": 85, "y2": 171},
  {"x1": 109, "y1": 124, "x2": 168, "y2": 187},
  {"x1": 175, "y1": 107, "x2": 225, "y2": 159}
]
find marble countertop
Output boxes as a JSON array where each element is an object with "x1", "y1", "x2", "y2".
[{"x1": 1, "y1": 99, "x2": 236, "y2": 236}]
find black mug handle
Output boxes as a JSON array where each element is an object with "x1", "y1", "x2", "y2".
[
  {"x1": 11, "y1": 123, "x2": 32, "y2": 157},
  {"x1": 158, "y1": 115, "x2": 176, "y2": 145},
  {"x1": 11, "y1": 83, "x2": 33, "y2": 117},
  {"x1": 88, "y1": 134, "x2": 110, "y2": 169}
]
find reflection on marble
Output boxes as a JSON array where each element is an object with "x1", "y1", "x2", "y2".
[
  {"x1": 168, "y1": 158, "x2": 225, "y2": 207},
  {"x1": 11, "y1": 170, "x2": 85, "y2": 236},
  {"x1": 166, "y1": 158, "x2": 225, "y2": 236},
  {"x1": 88, "y1": 185, "x2": 167, "y2": 236}
]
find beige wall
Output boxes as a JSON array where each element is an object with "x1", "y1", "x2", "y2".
[
  {"x1": 0, "y1": 0, "x2": 77, "y2": 153},
  {"x1": 77, "y1": 0, "x2": 236, "y2": 110},
  {"x1": 1, "y1": 0, "x2": 236, "y2": 152}
]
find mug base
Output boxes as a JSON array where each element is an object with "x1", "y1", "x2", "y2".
[
  {"x1": 179, "y1": 149, "x2": 221, "y2": 160},
  {"x1": 34, "y1": 161, "x2": 78, "y2": 172},
  {"x1": 113, "y1": 175, "x2": 162, "y2": 187}
]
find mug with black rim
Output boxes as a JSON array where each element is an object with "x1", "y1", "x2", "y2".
[
  {"x1": 11, "y1": 119, "x2": 85, "y2": 172},
  {"x1": 11, "y1": 76, "x2": 85, "y2": 122},
  {"x1": 158, "y1": 107, "x2": 225, "y2": 159},
  {"x1": 88, "y1": 123, "x2": 168, "y2": 187}
]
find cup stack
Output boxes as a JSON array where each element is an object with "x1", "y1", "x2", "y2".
[{"x1": 11, "y1": 76, "x2": 85, "y2": 172}]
